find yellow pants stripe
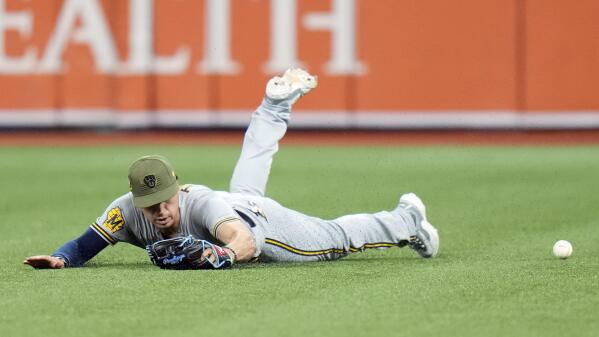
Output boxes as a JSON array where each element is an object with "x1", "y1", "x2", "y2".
[
  {"x1": 349, "y1": 242, "x2": 396, "y2": 252},
  {"x1": 265, "y1": 238, "x2": 396, "y2": 257}
]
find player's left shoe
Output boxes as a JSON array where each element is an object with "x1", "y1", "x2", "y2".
[
  {"x1": 265, "y1": 68, "x2": 318, "y2": 104},
  {"x1": 396, "y1": 193, "x2": 439, "y2": 258}
]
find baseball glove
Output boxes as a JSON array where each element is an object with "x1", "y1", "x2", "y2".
[{"x1": 146, "y1": 235, "x2": 233, "y2": 270}]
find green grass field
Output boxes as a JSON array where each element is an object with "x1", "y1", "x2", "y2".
[{"x1": 1, "y1": 145, "x2": 598, "y2": 337}]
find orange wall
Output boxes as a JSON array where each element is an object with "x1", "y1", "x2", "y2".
[
  {"x1": 0, "y1": 0, "x2": 598, "y2": 120},
  {"x1": 526, "y1": 0, "x2": 599, "y2": 111}
]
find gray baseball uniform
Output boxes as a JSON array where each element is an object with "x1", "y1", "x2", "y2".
[{"x1": 91, "y1": 97, "x2": 417, "y2": 262}]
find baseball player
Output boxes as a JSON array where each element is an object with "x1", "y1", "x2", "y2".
[{"x1": 24, "y1": 68, "x2": 439, "y2": 270}]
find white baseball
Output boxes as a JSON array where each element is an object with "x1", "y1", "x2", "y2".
[{"x1": 552, "y1": 240, "x2": 573, "y2": 259}]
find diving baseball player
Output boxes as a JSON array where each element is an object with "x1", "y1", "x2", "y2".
[{"x1": 24, "y1": 68, "x2": 439, "y2": 269}]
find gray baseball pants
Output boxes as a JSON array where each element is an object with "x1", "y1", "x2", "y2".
[{"x1": 227, "y1": 96, "x2": 416, "y2": 262}]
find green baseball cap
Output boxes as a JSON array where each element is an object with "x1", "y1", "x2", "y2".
[{"x1": 128, "y1": 155, "x2": 179, "y2": 208}]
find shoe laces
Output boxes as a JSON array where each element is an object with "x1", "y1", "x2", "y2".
[{"x1": 409, "y1": 235, "x2": 427, "y2": 252}]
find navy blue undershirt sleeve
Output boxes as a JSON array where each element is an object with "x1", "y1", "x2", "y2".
[{"x1": 51, "y1": 227, "x2": 109, "y2": 267}]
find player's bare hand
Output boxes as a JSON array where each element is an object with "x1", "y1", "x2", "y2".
[
  {"x1": 201, "y1": 248, "x2": 217, "y2": 264},
  {"x1": 23, "y1": 255, "x2": 65, "y2": 269}
]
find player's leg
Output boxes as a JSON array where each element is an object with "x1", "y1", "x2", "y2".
[
  {"x1": 253, "y1": 193, "x2": 439, "y2": 262},
  {"x1": 331, "y1": 193, "x2": 439, "y2": 259},
  {"x1": 229, "y1": 68, "x2": 317, "y2": 196}
]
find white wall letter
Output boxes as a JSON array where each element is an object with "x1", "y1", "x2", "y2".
[
  {"x1": 198, "y1": 0, "x2": 240, "y2": 74},
  {"x1": 38, "y1": 0, "x2": 118, "y2": 73},
  {"x1": 0, "y1": 0, "x2": 37, "y2": 74},
  {"x1": 120, "y1": 0, "x2": 189, "y2": 75},
  {"x1": 303, "y1": 0, "x2": 366, "y2": 75},
  {"x1": 263, "y1": 0, "x2": 304, "y2": 74}
]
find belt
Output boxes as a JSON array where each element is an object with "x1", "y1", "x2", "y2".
[
  {"x1": 235, "y1": 209, "x2": 257, "y2": 228},
  {"x1": 233, "y1": 207, "x2": 266, "y2": 259}
]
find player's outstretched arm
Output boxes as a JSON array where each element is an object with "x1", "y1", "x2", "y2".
[
  {"x1": 207, "y1": 220, "x2": 257, "y2": 263},
  {"x1": 23, "y1": 227, "x2": 109, "y2": 269}
]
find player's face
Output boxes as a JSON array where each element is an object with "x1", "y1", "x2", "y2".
[{"x1": 141, "y1": 193, "x2": 181, "y2": 233}]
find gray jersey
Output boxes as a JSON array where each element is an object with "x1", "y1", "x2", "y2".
[{"x1": 91, "y1": 185, "x2": 242, "y2": 248}]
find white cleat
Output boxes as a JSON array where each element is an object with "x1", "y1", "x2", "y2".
[
  {"x1": 398, "y1": 193, "x2": 440, "y2": 258},
  {"x1": 283, "y1": 68, "x2": 318, "y2": 95},
  {"x1": 265, "y1": 68, "x2": 318, "y2": 104}
]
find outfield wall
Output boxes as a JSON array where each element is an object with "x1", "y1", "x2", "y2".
[{"x1": 1, "y1": 0, "x2": 599, "y2": 129}]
